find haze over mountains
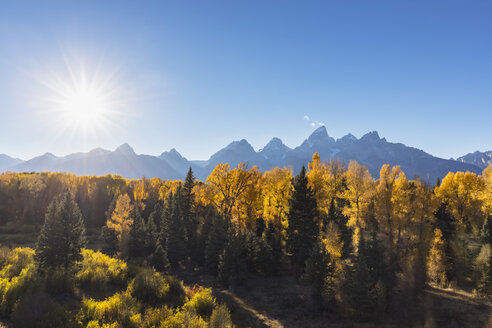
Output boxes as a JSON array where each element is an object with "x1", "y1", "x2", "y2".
[{"x1": 0, "y1": 127, "x2": 486, "y2": 182}]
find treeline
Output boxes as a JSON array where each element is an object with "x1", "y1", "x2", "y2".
[
  {"x1": 1, "y1": 153, "x2": 492, "y2": 323},
  {"x1": 0, "y1": 193, "x2": 233, "y2": 328}
]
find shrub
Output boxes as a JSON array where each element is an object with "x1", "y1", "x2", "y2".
[
  {"x1": 184, "y1": 287, "x2": 216, "y2": 318},
  {"x1": 78, "y1": 291, "x2": 137, "y2": 327},
  {"x1": 210, "y1": 304, "x2": 233, "y2": 328},
  {"x1": 11, "y1": 291, "x2": 76, "y2": 328},
  {"x1": 76, "y1": 249, "x2": 127, "y2": 291},
  {"x1": 128, "y1": 268, "x2": 170, "y2": 305}
]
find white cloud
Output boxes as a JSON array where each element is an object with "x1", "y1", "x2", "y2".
[
  {"x1": 303, "y1": 115, "x2": 310, "y2": 121},
  {"x1": 311, "y1": 122, "x2": 315, "y2": 127}
]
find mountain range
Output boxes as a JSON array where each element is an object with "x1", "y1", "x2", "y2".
[{"x1": 0, "y1": 127, "x2": 487, "y2": 182}]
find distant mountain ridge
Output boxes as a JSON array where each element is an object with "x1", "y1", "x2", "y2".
[
  {"x1": 455, "y1": 150, "x2": 492, "y2": 169},
  {"x1": 0, "y1": 127, "x2": 485, "y2": 182}
]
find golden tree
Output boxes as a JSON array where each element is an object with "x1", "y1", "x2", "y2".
[{"x1": 107, "y1": 194, "x2": 134, "y2": 256}]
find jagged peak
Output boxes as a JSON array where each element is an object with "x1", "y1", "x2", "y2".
[
  {"x1": 114, "y1": 143, "x2": 136, "y2": 155},
  {"x1": 160, "y1": 148, "x2": 183, "y2": 159},
  {"x1": 360, "y1": 131, "x2": 381, "y2": 141},
  {"x1": 309, "y1": 126, "x2": 328, "y2": 140}
]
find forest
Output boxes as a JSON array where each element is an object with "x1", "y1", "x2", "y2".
[{"x1": 0, "y1": 152, "x2": 491, "y2": 327}]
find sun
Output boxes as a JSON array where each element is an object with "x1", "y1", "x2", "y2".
[{"x1": 62, "y1": 84, "x2": 107, "y2": 125}]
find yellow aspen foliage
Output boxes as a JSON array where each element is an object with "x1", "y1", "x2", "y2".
[
  {"x1": 482, "y1": 165, "x2": 492, "y2": 216},
  {"x1": 206, "y1": 163, "x2": 261, "y2": 228},
  {"x1": 427, "y1": 229, "x2": 448, "y2": 287},
  {"x1": 375, "y1": 164, "x2": 403, "y2": 246},
  {"x1": 343, "y1": 161, "x2": 373, "y2": 228},
  {"x1": 322, "y1": 221, "x2": 343, "y2": 260},
  {"x1": 107, "y1": 194, "x2": 133, "y2": 256},
  {"x1": 261, "y1": 167, "x2": 293, "y2": 233},
  {"x1": 436, "y1": 171, "x2": 485, "y2": 233},
  {"x1": 308, "y1": 153, "x2": 331, "y2": 218}
]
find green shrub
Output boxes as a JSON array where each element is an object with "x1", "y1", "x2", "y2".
[
  {"x1": 76, "y1": 249, "x2": 127, "y2": 291},
  {"x1": 184, "y1": 287, "x2": 216, "y2": 318},
  {"x1": 128, "y1": 268, "x2": 170, "y2": 305},
  {"x1": 78, "y1": 291, "x2": 138, "y2": 327},
  {"x1": 11, "y1": 292, "x2": 76, "y2": 328}
]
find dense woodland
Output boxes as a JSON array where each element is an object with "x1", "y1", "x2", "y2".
[{"x1": 0, "y1": 152, "x2": 491, "y2": 327}]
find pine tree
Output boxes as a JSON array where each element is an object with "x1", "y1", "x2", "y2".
[
  {"x1": 128, "y1": 206, "x2": 147, "y2": 259},
  {"x1": 35, "y1": 192, "x2": 86, "y2": 273},
  {"x1": 219, "y1": 229, "x2": 248, "y2": 287},
  {"x1": 146, "y1": 213, "x2": 159, "y2": 255},
  {"x1": 433, "y1": 203, "x2": 457, "y2": 282},
  {"x1": 182, "y1": 168, "x2": 197, "y2": 252},
  {"x1": 205, "y1": 214, "x2": 228, "y2": 275},
  {"x1": 326, "y1": 199, "x2": 353, "y2": 259},
  {"x1": 167, "y1": 186, "x2": 186, "y2": 266},
  {"x1": 344, "y1": 233, "x2": 388, "y2": 320},
  {"x1": 287, "y1": 165, "x2": 318, "y2": 277},
  {"x1": 302, "y1": 239, "x2": 333, "y2": 293},
  {"x1": 148, "y1": 202, "x2": 164, "y2": 234},
  {"x1": 151, "y1": 242, "x2": 171, "y2": 273},
  {"x1": 160, "y1": 192, "x2": 173, "y2": 248},
  {"x1": 481, "y1": 216, "x2": 492, "y2": 245}
]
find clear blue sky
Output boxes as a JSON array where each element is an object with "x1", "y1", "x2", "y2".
[{"x1": 1, "y1": 1, "x2": 491, "y2": 160}]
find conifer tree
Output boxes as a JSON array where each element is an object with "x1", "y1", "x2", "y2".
[
  {"x1": 303, "y1": 239, "x2": 333, "y2": 293},
  {"x1": 287, "y1": 165, "x2": 318, "y2": 276},
  {"x1": 205, "y1": 214, "x2": 228, "y2": 275},
  {"x1": 182, "y1": 167, "x2": 197, "y2": 251},
  {"x1": 151, "y1": 242, "x2": 171, "y2": 273},
  {"x1": 219, "y1": 229, "x2": 248, "y2": 287},
  {"x1": 433, "y1": 203, "x2": 457, "y2": 281},
  {"x1": 160, "y1": 192, "x2": 173, "y2": 248},
  {"x1": 481, "y1": 215, "x2": 492, "y2": 245},
  {"x1": 148, "y1": 202, "x2": 164, "y2": 234},
  {"x1": 167, "y1": 186, "x2": 186, "y2": 266},
  {"x1": 146, "y1": 213, "x2": 159, "y2": 255},
  {"x1": 36, "y1": 192, "x2": 86, "y2": 273},
  {"x1": 327, "y1": 199, "x2": 353, "y2": 259},
  {"x1": 128, "y1": 206, "x2": 147, "y2": 259},
  {"x1": 344, "y1": 233, "x2": 388, "y2": 319}
]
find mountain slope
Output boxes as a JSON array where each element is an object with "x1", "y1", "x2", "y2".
[
  {"x1": 9, "y1": 144, "x2": 182, "y2": 180},
  {"x1": 1, "y1": 130, "x2": 484, "y2": 182},
  {"x1": 456, "y1": 150, "x2": 492, "y2": 170}
]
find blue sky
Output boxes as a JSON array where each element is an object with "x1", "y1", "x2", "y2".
[{"x1": 0, "y1": 1, "x2": 491, "y2": 160}]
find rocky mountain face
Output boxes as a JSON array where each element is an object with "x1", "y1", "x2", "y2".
[
  {"x1": 456, "y1": 150, "x2": 492, "y2": 170},
  {"x1": 1, "y1": 127, "x2": 483, "y2": 182}
]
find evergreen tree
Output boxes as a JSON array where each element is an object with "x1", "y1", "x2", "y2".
[
  {"x1": 205, "y1": 214, "x2": 228, "y2": 275},
  {"x1": 160, "y1": 192, "x2": 173, "y2": 248},
  {"x1": 128, "y1": 207, "x2": 147, "y2": 259},
  {"x1": 182, "y1": 167, "x2": 196, "y2": 251},
  {"x1": 433, "y1": 203, "x2": 457, "y2": 282},
  {"x1": 167, "y1": 186, "x2": 186, "y2": 266},
  {"x1": 35, "y1": 192, "x2": 86, "y2": 273},
  {"x1": 219, "y1": 229, "x2": 248, "y2": 287},
  {"x1": 326, "y1": 199, "x2": 353, "y2": 259},
  {"x1": 100, "y1": 225, "x2": 118, "y2": 256},
  {"x1": 302, "y1": 239, "x2": 333, "y2": 293},
  {"x1": 148, "y1": 202, "x2": 164, "y2": 234},
  {"x1": 287, "y1": 165, "x2": 318, "y2": 277},
  {"x1": 344, "y1": 233, "x2": 388, "y2": 320},
  {"x1": 481, "y1": 215, "x2": 492, "y2": 245},
  {"x1": 146, "y1": 213, "x2": 159, "y2": 255},
  {"x1": 151, "y1": 242, "x2": 171, "y2": 273}
]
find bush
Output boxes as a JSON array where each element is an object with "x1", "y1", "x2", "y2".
[
  {"x1": 210, "y1": 304, "x2": 233, "y2": 328},
  {"x1": 129, "y1": 268, "x2": 170, "y2": 305},
  {"x1": 78, "y1": 291, "x2": 137, "y2": 327},
  {"x1": 184, "y1": 287, "x2": 216, "y2": 318},
  {"x1": 76, "y1": 249, "x2": 127, "y2": 291},
  {"x1": 11, "y1": 292, "x2": 76, "y2": 328}
]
